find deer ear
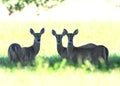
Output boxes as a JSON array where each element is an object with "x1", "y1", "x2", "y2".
[
  {"x1": 73, "y1": 29, "x2": 78, "y2": 35},
  {"x1": 40, "y1": 28, "x2": 45, "y2": 34},
  {"x1": 52, "y1": 29, "x2": 56, "y2": 36},
  {"x1": 62, "y1": 29, "x2": 68, "y2": 35},
  {"x1": 30, "y1": 28, "x2": 34, "y2": 34}
]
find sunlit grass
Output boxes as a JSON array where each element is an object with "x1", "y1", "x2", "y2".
[
  {"x1": 0, "y1": 67, "x2": 120, "y2": 86},
  {"x1": 0, "y1": 55, "x2": 120, "y2": 86}
]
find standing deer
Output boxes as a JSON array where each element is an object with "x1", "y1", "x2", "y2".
[
  {"x1": 8, "y1": 28, "x2": 45, "y2": 64},
  {"x1": 52, "y1": 29, "x2": 68, "y2": 59},
  {"x1": 63, "y1": 29, "x2": 109, "y2": 64}
]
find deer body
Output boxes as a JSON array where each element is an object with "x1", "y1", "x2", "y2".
[
  {"x1": 57, "y1": 44, "x2": 67, "y2": 59},
  {"x1": 21, "y1": 41, "x2": 40, "y2": 61},
  {"x1": 67, "y1": 41, "x2": 94, "y2": 62},
  {"x1": 64, "y1": 29, "x2": 109, "y2": 64},
  {"x1": 80, "y1": 43, "x2": 96, "y2": 48},
  {"x1": 8, "y1": 43, "x2": 23, "y2": 63},
  {"x1": 52, "y1": 29, "x2": 68, "y2": 59},
  {"x1": 8, "y1": 28, "x2": 45, "y2": 64},
  {"x1": 81, "y1": 43, "x2": 109, "y2": 61}
]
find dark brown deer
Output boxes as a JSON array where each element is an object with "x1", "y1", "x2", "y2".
[
  {"x1": 8, "y1": 28, "x2": 45, "y2": 64},
  {"x1": 52, "y1": 29, "x2": 68, "y2": 59},
  {"x1": 63, "y1": 29, "x2": 109, "y2": 64}
]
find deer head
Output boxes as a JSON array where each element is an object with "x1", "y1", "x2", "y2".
[
  {"x1": 30, "y1": 28, "x2": 45, "y2": 43},
  {"x1": 63, "y1": 29, "x2": 78, "y2": 43},
  {"x1": 52, "y1": 29, "x2": 66, "y2": 44}
]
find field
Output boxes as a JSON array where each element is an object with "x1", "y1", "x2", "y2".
[{"x1": 0, "y1": 21, "x2": 120, "y2": 86}]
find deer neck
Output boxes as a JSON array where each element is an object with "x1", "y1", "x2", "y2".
[
  {"x1": 67, "y1": 43, "x2": 74, "y2": 55},
  {"x1": 32, "y1": 40, "x2": 40, "y2": 55},
  {"x1": 57, "y1": 43, "x2": 65, "y2": 55}
]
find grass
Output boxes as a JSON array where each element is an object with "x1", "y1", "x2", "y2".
[
  {"x1": 0, "y1": 55, "x2": 120, "y2": 86},
  {"x1": 0, "y1": 20, "x2": 120, "y2": 86}
]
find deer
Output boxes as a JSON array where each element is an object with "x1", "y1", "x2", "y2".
[
  {"x1": 63, "y1": 29, "x2": 109, "y2": 64},
  {"x1": 52, "y1": 29, "x2": 103, "y2": 60},
  {"x1": 52, "y1": 29, "x2": 68, "y2": 59},
  {"x1": 8, "y1": 28, "x2": 45, "y2": 64}
]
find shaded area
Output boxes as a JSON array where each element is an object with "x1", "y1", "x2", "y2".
[
  {"x1": 0, "y1": 56, "x2": 16, "y2": 68},
  {"x1": 39, "y1": 54, "x2": 120, "y2": 71},
  {"x1": 41, "y1": 55, "x2": 76, "y2": 69},
  {"x1": 109, "y1": 54, "x2": 120, "y2": 68},
  {"x1": 0, "y1": 54, "x2": 120, "y2": 72}
]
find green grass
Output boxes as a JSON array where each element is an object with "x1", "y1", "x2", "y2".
[
  {"x1": 0, "y1": 21, "x2": 120, "y2": 86},
  {"x1": 0, "y1": 55, "x2": 120, "y2": 86}
]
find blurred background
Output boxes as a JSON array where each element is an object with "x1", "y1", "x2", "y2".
[
  {"x1": 0, "y1": 0, "x2": 120, "y2": 86},
  {"x1": 1, "y1": 0, "x2": 120, "y2": 21}
]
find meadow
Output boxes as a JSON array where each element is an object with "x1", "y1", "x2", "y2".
[{"x1": 0, "y1": 20, "x2": 120, "y2": 86}]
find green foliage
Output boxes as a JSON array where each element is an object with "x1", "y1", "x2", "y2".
[
  {"x1": 0, "y1": 54, "x2": 120, "y2": 73},
  {"x1": 0, "y1": 54, "x2": 120, "y2": 86},
  {"x1": 2, "y1": 0, "x2": 65, "y2": 15}
]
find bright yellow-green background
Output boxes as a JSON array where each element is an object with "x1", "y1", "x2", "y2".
[{"x1": 0, "y1": 21, "x2": 120, "y2": 56}]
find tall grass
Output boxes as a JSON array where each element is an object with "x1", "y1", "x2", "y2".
[{"x1": 0, "y1": 54, "x2": 120, "y2": 86}]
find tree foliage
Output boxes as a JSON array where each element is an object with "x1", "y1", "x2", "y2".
[{"x1": 2, "y1": 0, "x2": 64, "y2": 15}]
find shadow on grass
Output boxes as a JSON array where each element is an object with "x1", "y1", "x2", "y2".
[
  {"x1": 0, "y1": 54, "x2": 120, "y2": 71},
  {"x1": 42, "y1": 55, "x2": 76, "y2": 69},
  {"x1": 38, "y1": 54, "x2": 120, "y2": 71},
  {"x1": 0, "y1": 55, "x2": 76, "y2": 69},
  {"x1": 0, "y1": 56, "x2": 40, "y2": 69},
  {"x1": 0, "y1": 56, "x2": 16, "y2": 68},
  {"x1": 109, "y1": 54, "x2": 120, "y2": 68}
]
